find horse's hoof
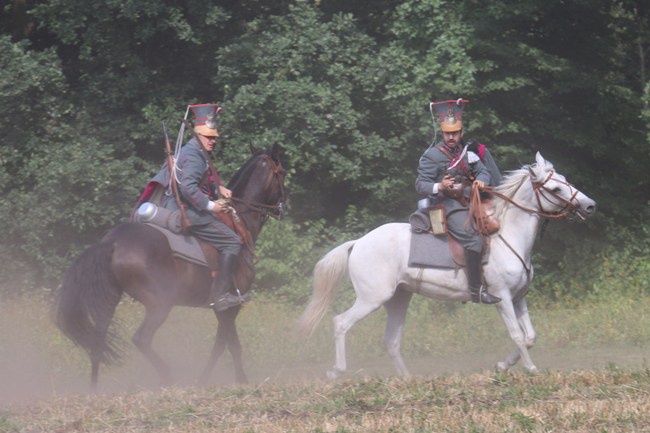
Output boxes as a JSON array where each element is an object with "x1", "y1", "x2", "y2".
[
  {"x1": 326, "y1": 368, "x2": 342, "y2": 380},
  {"x1": 525, "y1": 365, "x2": 539, "y2": 374},
  {"x1": 495, "y1": 362, "x2": 509, "y2": 372}
]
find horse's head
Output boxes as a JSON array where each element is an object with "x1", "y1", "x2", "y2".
[
  {"x1": 228, "y1": 143, "x2": 288, "y2": 220},
  {"x1": 526, "y1": 152, "x2": 596, "y2": 220}
]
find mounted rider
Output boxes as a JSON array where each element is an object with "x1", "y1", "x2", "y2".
[
  {"x1": 136, "y1": 103, "x2": 250, "y2": 312},
  {"x1": 415, "y1": 98, "x2": 502, "y2": 304}
]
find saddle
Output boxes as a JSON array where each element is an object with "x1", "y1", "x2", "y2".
[
  {"x1": 408, "y1": 207, "x2": 491, "y2": 269},
  {"x1": 134, "y1": 202, "x2": 252, "y2": 286}
]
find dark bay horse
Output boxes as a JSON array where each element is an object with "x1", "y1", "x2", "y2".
[{"x1": 56, "y1": 144, "x2": 287, "y2": 389}]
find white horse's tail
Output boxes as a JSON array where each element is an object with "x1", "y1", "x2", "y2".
[{"x1": 298, "y1": 240, "x2": 356, "y2": 338}]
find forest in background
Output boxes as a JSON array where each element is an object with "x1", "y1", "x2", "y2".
[{"x1": 0, "y1": 0, "x2": 648, "y2": 303}]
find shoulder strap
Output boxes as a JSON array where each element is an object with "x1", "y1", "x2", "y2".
[
  {"x1": 197, "y1": 148, "x2": 223, "y2": 199},
  {"x1": 435, "y1": 144, "x2": 455, "y2": 160},
  {"x1": 438, "y1": 144, "x2": 475, "y2": 182}
]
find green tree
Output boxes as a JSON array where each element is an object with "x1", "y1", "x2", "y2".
[{"x1": 218, "y1": 1, "x2": 413, "y2": 223}]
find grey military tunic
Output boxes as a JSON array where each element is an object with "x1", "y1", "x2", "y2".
[
  {"x1": 153, "y1": 138, "x2": 241, "y2": 255},
  {"x1": 415, "y1": 142, "x2": 491, "y2": 253}
]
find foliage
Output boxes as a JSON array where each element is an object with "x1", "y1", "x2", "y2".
[
  {"x1": 218, "y1": 1, "x2": 414, "y2": 221},
  {"x1": 1, "y1": 140, "x2": 149, "y2": 286},
  {"x1": 0, "y1": 0, "x2": 649, "y2": 299},
  {"x1": 0, "y1": 35, "x2": 69, "y2": 188},
  {"x1": 253, "y1": 205, "x2": 384, "y2": 304}
]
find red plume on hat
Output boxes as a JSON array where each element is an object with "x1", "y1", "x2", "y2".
[{"x1": 430, "y1": 99, "x2": 469, "y2": 132}]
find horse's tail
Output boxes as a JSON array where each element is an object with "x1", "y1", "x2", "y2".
[
  {"x1": 298, "y1": 240, "x2": 356, "y2": 337},
  {"x1": 56, "y1": 240, "x2": 124, "y2": 366}
]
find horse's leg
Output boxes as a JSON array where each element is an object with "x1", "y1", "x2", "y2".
[
  {"x1": 329, "y1": 294, "x2": 386, "y2": 380},
  {"x1": 495, "y1": 297, "x2": 537, "y2": 372},
  {"x1": 199, "y1": 314, "x2": 227, "y2": 383},
  {"x1": 132, "y1": 303, "x2": 174, "y2": 386},
  {"x1": 225, "y1": 310, "x2": 248, "y2": 384},
  {"x1": 495, "y1": 296, "x2": 538, "y2": 373},
  {"x1": 382, "y1": 287, "x2": 413, "y2": 378},
  {"x1": 199, "y1": 307, "x2": 248, "y2": 384}
]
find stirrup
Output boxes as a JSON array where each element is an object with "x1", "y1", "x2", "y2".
[
  {"x1": 470, "y1": 286, "x2": 501, "y2": 304},
  {"x1": 210, "y1": 289, "x2": 251, "y2": 312}
]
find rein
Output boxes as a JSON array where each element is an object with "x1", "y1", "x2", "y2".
[
  {"x1": 470, "y1": 169, "x2": 580, "y2": 288},
  {"x1": 229, "y1": 154, "x2": 287, "y2": 221},
  {"x1": 480, "y1": 171, "x2": 580, "y2": 220},
  {"x1": 219, "y1": 153, "x2": 287, "y2": 259}
]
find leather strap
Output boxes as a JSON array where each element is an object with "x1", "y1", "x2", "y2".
[{"x1": 436, "y1": 144, "x2": 474, "y2": 182}]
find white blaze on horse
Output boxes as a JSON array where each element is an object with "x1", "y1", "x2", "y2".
[{"x1": 299, "y1": 152, "x2": 596, "y2": 379}]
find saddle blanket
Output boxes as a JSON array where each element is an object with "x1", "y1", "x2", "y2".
[
  {"x1": 408, "y1": 231, "x2": 457, "y2": 269},
  {"x1": 145, "y1": 223, "x2": 208, "y2": 267},
  {"x1": 407, "y1": 208, "x2": 489, "y2": 269}
]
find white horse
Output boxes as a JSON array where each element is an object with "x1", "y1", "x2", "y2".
[{"x1": 299, "y1": 152, "x2": 596, "y2": 379}]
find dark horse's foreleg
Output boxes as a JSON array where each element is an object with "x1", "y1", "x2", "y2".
[
  {"x1": 132, "y1": 303, "x2": 174, "y2": 386},
  {"x1": 199, "y1": 306, "x2": 248, "y2": 384}
]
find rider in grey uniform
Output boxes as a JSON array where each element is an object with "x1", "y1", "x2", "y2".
[
  {"x1": 153, "y1": 103, "x2": 249, "y2": 312},
  {"x1": 415, "y1": 99, "x2": 501, "y2": 304}
]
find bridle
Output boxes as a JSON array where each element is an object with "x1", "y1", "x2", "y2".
[
  {"x1": 483, "y1": 169, "x2": 581, "y2": 220},
  {"x1": 230, "y1": 153, "x2": 287, "y2": 221},
  {"x1": 478, "y1": 169, "x2": 582, "y2": 290}
]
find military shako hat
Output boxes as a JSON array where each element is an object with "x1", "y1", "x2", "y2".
[
  {"x1": 190, "y1": 103, "x2": 221, "y2": 137},
  {"x1": 430, "y1": 99, "x2": 469, "y2": 132}
]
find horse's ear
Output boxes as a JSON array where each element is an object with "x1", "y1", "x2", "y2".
[
  {"x1": 535, "y1": 151, "x2": 554, "y2": 170},
  {"x1": 271, "y1": 143, "x2": 282, "y2": 160},
  {"x1": 249, "y1": 144, "x2": 259, "y2": 154}
]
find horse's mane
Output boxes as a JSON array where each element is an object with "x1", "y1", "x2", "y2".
[
  {"x1": 493, "y1": 158, "x2": 551, "y2": 219},
  {"x1": 227, "y1": 148, "x2": 276, "y2": 195}
]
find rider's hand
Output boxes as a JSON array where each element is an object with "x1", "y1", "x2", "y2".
[
  {"x1": 218, "y1": 185, "x2": 233, "y2": 199},
  {"x1": 440, "y1": 175, "x2": 454, "y2": 191},
  {"x1": 212, "y1": 199, "x2": 231, "y2": 214},
  {"x1": 473, "y1": 179, "x2": 485, "y2": 190}
]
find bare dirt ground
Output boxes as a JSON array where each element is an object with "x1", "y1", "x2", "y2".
[
  {"x1": 1, "y1": 293, "x2": 648, "y2": 408},
  {"x1": 1, "y1": 325, "x2": 648, "y2": 407}
]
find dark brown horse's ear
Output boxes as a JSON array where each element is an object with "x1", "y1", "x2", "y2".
[
  {"x1": 271, "y1": 143, "x2": 281, "y2": 160},
  {"x1": 249, "y1": 144, "x2": 259, "y2": 154}
]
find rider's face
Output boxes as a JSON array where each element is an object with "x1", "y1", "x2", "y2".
[
  {"x1": 198, "y1": 132, "x2": 218, "y2": 152},
  {"x1": 442, "y1": 130, "x2": 463, "y2": 148}
]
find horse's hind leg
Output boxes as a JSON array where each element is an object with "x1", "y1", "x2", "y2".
[
  {"x1": 383, "y1": 287, "x2": 413, "y2": 377},
  {"x1": 496, "y1": 297, "x2": 537, "y2": 373},
  {"x1": 328, "y1": 291, "x2": 388, "y2": 379},
  {"x1": 132, "y1": 303, "x2": 174, "y2": 386}
]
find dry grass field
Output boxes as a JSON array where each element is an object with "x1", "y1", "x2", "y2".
[
  {"x1": 2, "y1": 368, "x2": 650, "y2": 432},
  {"x1": 1, "y1": 293, "x2": 649, "y2": 432}
]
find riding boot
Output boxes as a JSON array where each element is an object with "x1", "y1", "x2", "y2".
[
  {"x1": 465, "y1": 249, "x2": 501, "y2": 304},
  {"x1": 208, "y1": 253, "x2": 251, "y2": 312}
]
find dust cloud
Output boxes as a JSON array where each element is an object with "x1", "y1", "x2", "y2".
[{"x1": 0, "y1": 295, "x2": 648, "y2": 407}]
